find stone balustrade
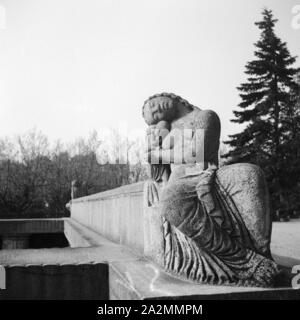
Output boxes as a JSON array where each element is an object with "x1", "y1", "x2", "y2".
[{"x1": 70, "y1": 181, "x2": 165, "y2": 265}]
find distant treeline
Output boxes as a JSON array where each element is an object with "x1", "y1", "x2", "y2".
[{"x1": 0, "y1": 130, "x2": 148, "y2": 218}]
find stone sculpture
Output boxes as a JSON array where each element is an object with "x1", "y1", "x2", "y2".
[{"x1": 143, "y1": 93, "x2": 280, "y2": 287}]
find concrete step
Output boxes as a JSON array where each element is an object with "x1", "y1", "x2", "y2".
[{"x1": 109, "y1": 258, "x2": 300, "y2": 300}]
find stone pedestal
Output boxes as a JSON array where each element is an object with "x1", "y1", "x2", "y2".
[{"x1": 2, "y1": 235, "x2": 29, "y2": 249}]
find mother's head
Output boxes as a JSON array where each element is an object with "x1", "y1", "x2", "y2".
[{"x1": 142, "y1": 93, "x2": 194, "y2": 125}]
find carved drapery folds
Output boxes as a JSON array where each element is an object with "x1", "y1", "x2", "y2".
[{"x1": 161, "y1": 164, "x2": 278, "y2": 287}]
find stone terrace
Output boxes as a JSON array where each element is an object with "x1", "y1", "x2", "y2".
[{"x1": 0, "y1": 182, "x2": 300, "y2": 300}]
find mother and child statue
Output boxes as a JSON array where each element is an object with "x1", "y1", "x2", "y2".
[{"x1": 142, "y1": 92, "x2": 282, "y2": 288}]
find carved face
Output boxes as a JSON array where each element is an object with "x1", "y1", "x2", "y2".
[{"x1": 143, "y1": 96, "x2": 176, "y2": 125}]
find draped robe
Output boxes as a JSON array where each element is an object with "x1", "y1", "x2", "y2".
[{"x1": 159, "y1": 163, "x2": 279, "y2": 287}]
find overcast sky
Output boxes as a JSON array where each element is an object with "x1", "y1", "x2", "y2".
[{"x1": 0, "y1": 0, "x2": 299, "y2": 143}]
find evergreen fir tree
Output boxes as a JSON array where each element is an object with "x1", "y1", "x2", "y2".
[
  {"x1": 223, "y1": 9, "x2": 300, "y2": 215},
  {"x1": 281, "y1": 72, "x2": 300, "y2": 216}
]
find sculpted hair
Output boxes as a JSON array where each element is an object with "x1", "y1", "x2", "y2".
[{"x1": 142, "y1": 92, "x2": 195, "y2": 119}]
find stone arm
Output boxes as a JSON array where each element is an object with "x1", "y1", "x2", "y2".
[
  {"x1": 147, "y1": 109, "x2": 221, "y2": 165},
  {"x1": 146, "y1": 130, "x2": 196, "y2": 165}
]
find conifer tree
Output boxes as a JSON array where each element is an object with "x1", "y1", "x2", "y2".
[{"x1": 223, "y1": 9, "x2": 300, "y2": 214}]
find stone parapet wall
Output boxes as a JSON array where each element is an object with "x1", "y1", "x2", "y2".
[
  {"x1": 70, "y1": 182, "x2": 154, "y2": 256},
  {"x1": 0, "y1": 263, "x2": 108, "y2": 300}
]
